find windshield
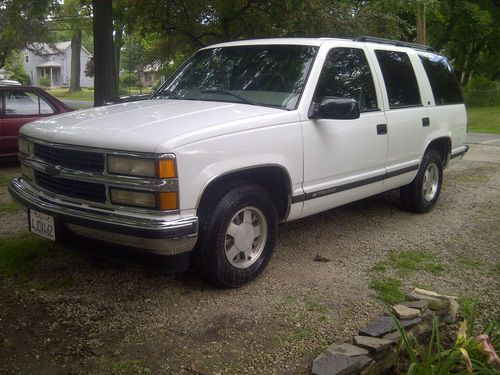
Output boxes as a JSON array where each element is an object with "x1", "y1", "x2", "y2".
[{"x1": 155, "y1": 45, "x2": 318, "y2": 110}]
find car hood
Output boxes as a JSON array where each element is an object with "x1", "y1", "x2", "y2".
[{"x1": 20, "y1": 99, "x2": 288, "y2": 153}]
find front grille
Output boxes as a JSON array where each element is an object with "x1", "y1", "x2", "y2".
[
  {"x1": 35, "y1": 171, "x2": 106, "y2": 203},
  {"x1": 34, "y1": 144, "x2": 104, "y2": 172}
]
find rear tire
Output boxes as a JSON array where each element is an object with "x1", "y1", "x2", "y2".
[
  {"x1": 400, "y1": 150, "x2": 443, "y2": 213},
  {"x1": 196, "y1": 184, "x2": 278, "y2": 287}
]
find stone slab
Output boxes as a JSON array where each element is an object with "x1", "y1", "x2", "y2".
[
  {"x1": 382, "y1": 330, "x2": 402, "y2": 343},
  {"x1": 312, "y1": 351, "x2": 370, "y2": 375},
  {"x1": 354, "y1": 335, "x2": 394, "y2": 353},
  {"x1": 407, "y1": 293, "x2": 449, "y2": 310},
  {"x1": 359, "y1": 315, "x2": 421, "y2": 337},
  {"x1": 327, "y1": 342, "x2": 369, "y2": 357},
  {"x1": 402, "y1": 300, "x2": 429, "y2": 312},
  {"x1": 392, "y1": 304, "x2": 421, "y2": 319}
]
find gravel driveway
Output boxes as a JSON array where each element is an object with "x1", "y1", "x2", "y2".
[{"x1": 0, "y1": 144, "x2": 499, "y2": 375}]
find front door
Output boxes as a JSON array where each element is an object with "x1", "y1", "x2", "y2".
[{"x1": 301, "y1": 47, "x2": 388, "y2": 217}]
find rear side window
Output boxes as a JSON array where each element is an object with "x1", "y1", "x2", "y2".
[
  {"x1": 419, "y1": 53, "x2": 463, "y2": 105},
  {"x1": 314, "y1": 47, "x2": 378, "y2": 112},
  {"x1": 375, "y1": 50, "x2": 421, "y2": 109}
]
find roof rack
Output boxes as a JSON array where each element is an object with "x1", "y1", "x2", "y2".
[{"x1": 356, "y1": 36, "x2": 435, "y2": 52}]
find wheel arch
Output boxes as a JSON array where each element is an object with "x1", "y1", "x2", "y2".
[
  {"x1": 196, "y1": 164, "x2": 292, "y2": 221},
  {"x1": 424, "y1": 136, "x2": 451, "y2": 168}
]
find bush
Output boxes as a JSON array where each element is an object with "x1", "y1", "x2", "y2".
[
  {"x1": 38, "y1": 76, "x2": 51, "y2": 88},
  {"x1": 9, "y1": 72, "x2": 30, "y2": 85},
  {"x1": 120, "y1": 72, "x2": 138, "y2": 87},
  {"x1": 464, "y1": 76, "x2": 500, "y2": 107}
]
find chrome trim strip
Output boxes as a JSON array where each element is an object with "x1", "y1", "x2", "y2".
[{"x1": 292, "y1": 163, "x2": 420, "y2": 203}]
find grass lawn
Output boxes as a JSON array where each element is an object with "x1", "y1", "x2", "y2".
[
  {"x1": 467, "y1": 105, "x2": 500, "y2": 134},
  {"x1": 47, "y1": 87, "x2": 153, "y2": 102},
  {"x1": 47, "y1": 87, "x2": 94, "y2": 101}
]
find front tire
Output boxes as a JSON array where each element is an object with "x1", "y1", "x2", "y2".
[
  {"x1": 197, "y1": 184, "x2": 278, "y2": 287},
  {"x1": 400, "y1": 150, "x2": 443, "y2": 213}
]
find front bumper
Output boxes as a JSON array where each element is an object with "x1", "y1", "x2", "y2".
[{"x1": 8, "y1": 178, "x2": 198, "y2": 257}]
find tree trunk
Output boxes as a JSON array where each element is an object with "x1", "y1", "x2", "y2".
[
  {"x1": 114, "y1": 25, "x2": 124, "y2": 87},
  {"x1": 70, "y1": 30, "x2": 82, "y2": 92},
  {"x1": 92, "y1": 0, "x2": 117, "y2": 107},
  {"x1": 416, "y1": 0, "x2": 426, "y2": 45}
]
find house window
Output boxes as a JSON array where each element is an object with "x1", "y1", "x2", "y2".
[{"x1": 25, "y1": 55, "x2": 29, "y2": 63}]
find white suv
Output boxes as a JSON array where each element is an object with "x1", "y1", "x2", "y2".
[{"x1": 10, "y1": 37, "x2": 468, "y2": 287}]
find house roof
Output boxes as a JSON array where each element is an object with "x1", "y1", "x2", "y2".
[
  {"x1": 36, "y1": 61, "x2": 63, "y2": 68},
  {"x1": 26, "y1": 41, "x2": 92, "y2": 56}
]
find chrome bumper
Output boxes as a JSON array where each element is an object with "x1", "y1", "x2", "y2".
[{"x1": 8, "y1": 178, "x2": 198, "y2": 256}]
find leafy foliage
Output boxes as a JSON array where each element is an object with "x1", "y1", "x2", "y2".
[
  {"x1": 0, "y1": 0, "x2": 58, "y2": 68},
  {"x1": 394, "y1": 300, "x2": 500, "y2": 374}
]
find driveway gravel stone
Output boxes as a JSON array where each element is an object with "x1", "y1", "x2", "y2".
[{"x1": 0, "y1": 144, "x2": 499, "y2": 374}]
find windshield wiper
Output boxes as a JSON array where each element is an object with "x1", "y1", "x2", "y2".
[
  {"x1": 200, "y1": 88, "x2": 255, "y2": 105},
  {"x1": 155, "y1": 89, "x2": 182, "y2": 100}
]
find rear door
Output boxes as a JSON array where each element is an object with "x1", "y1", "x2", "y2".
[
  {"x1": 3, "y1": 89, "x2": 56, "y2": 155},
  {"x1": 369, "y1": 48, "x2": 430, "y2": 189}
]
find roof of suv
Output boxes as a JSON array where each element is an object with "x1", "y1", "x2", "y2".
[{"x1": 205, "y1": 37, "x2": 435, "y2": 53}]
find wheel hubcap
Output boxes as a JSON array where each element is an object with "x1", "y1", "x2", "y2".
[
  {"x1": 224, "y1": 207, "x2": 267, "y2": 269},
  {"x1": 422, "y1": 163, "x2": 439, "y2": 201}
]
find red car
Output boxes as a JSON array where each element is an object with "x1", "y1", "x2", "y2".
[{"x1": 0, "y1": 85, "x2": 73, "y2": 157}]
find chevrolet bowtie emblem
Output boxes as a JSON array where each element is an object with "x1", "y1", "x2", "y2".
[{"x1": 45, "y1": 165, "x2": 61, "y2": 177}]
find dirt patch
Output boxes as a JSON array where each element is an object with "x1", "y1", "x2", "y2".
[{"x1": 0, "y1": 145, "x2": 499, "y2": 374}]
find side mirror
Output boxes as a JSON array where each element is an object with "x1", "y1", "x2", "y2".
[{"x1": 308, "y1": 97, "x2": 360, "y2": 120}]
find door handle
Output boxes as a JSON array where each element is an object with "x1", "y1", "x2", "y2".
[
  {"x1": 422, "y1": 117, "x2": 430, "y2": 127},
  {"x1": 376, "y1": 124, "x2": 387, "y2": 135}
]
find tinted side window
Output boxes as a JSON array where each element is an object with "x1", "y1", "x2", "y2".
[
  {"x1": 375, "y1": 50, "x2": 421, "y2": 108},
  {"x1": 419, "y1": 53, "x2": 463, "y2": 105},
  {"x1": 5, "y1": 91, "x2": 54, "y2": 115},
  {"x1": 314, "y1": 48, "x2": 378, "y2": 112}
]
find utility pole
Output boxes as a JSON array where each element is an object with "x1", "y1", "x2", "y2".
[{"x1": 416, "y1": 0, "x2": 427, "y2": 45}]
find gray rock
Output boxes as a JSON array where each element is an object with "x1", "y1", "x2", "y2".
[
  {"x1": 312, "y1": 351, "x2": 371, "y2": 375},
  {"x1": 392, "y1": 304, "x2": 420, "y2": 319},
  {"x1": 359, "y1": 316, "x2": 421, "y2": 337},
  {"x1": 402, "y1": 300, "x2": 429, "y2": 311},
  {"x1": 382, "y1": 330, "x2": 402, "y2": 343},
  {"x1": 354, "y1": 335, "x2": 394, "y2": 353},
  {"x1": 407, "y1": 293, "x2": 449, "y2": 310},
  {"x1": 327, "y1": 342, "x2": 369, "y2": 357}
]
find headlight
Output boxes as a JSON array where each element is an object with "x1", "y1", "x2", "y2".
[
  {"x1": 107, "y1": 156, "x2": 156, "y2": 177},
  {"x1": 107, "y1": 156, "x2": 177, "y2": 178},
  {"x1": 110, "y1": 188, "x2": 156, "y2": 208},
  {"x1": 19, "y1": 137, "x2": 31, "y2": 155}
]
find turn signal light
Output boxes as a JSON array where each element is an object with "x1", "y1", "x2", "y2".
[
  {"x1": 158, "y1": 159, "x2": 177, "y2": 178},
  {"x1": 158, "y1": 192, "x2": 178, "y2": 210}
]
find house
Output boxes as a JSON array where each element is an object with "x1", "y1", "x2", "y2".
[{"x1": 23, "y1": 42, "x2": 93, "y2": 88}]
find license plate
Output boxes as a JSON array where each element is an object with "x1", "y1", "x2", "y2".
[{"x1": 29, "y1": 209, "x2": 56, "y2": 241}]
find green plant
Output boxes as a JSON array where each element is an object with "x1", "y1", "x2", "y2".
[
  {"x1": 0, "y1": 202, "x2": 19, "y2": 214},
  {"x1": 394, "y1": 300, "x2": 500, "y2": 374},
  {"x1": 38, "y1": 75, "x2": 51, "y2": 88},
  {"x1": 120, "y1": 72, "x2": 138, "y2": 87},
  {"x1": 0, "y1": 233, "x2": 61, "y2": 277},
  {"x1": 370, "y1": 276, "x2": 405, "y2": 304}
]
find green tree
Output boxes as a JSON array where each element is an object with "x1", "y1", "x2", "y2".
[
  {"x1": 49, "y1": 0, "x2": 93, "y2": 92},
  {"x1": 427, "y1": 0, "x2": 499, "y2": 86},
  {"x1": 0, "y1": 0, "x2": 58, "y2": 68}
]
